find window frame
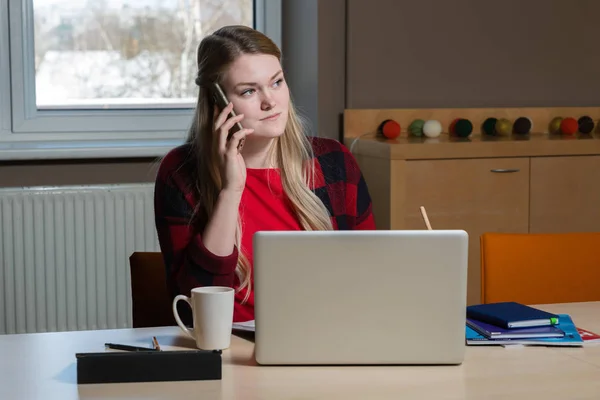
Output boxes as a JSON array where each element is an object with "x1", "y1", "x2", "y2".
[
  {"x1": 0, "y1": 0, "x2": 10, "y2": 141},
  {"x1": 0, "y1": 0, "x2": 282, "y2": 161}
]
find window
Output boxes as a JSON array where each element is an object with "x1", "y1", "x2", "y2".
[{"x1": 0, "y1": 0, "x2": 281, "y2": 160}]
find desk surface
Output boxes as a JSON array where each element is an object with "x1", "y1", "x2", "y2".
[{"x1": 1, "y1": 302, "x2": 599, "y2": 400}]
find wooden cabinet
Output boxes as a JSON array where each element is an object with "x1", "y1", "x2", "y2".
[
  {"x1": 349, "y1": 135, "x2": 600, "y2": 305},
  {"x1": 530, "y1": 155, "x2": 600, "y2": 233},
  {"x1": 402, "y1": 158, "x2": 530, "y2": 305}
]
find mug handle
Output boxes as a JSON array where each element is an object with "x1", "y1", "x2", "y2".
[{"x1": 172, "y1": 295, "x2": 194, "y2": 339}]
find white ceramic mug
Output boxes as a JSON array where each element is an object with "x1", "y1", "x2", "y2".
[{"x1": 172, "y1": 286, "x2": 235, "y2": 350}]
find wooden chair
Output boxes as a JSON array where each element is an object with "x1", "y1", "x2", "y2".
[
  {"x1": 480, "y1": 232, "x2": 600, "y2": 305},
  {"x1": 129, "y1": 251, "x2": 177, "y2": 328}
]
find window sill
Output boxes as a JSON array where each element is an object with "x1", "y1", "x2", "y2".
[{"x1": 0, "y1": 138, "x2": 184, "y2": 161}]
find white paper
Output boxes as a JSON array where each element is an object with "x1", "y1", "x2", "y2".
[{"x1": 232, "y1": 320, "x2": 255, "y2": 332}]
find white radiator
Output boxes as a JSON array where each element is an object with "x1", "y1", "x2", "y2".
[{"x1": 0, "y1": 184, "x2": 160, "y2": 335}]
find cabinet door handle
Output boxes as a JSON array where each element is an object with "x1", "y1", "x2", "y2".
[{"x1": 490, "y1": 168, "x2": 520, "y2": 173}]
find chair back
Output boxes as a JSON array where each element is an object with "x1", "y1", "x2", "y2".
[
  {"x1": 129, "y1": 252, "x2": 176, "y2": 327},
  {"x1": 480, "y1": 232, "x2": 600, "y2": 304}
]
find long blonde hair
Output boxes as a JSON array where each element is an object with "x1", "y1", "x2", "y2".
[{"x1": 186, "y1": 25, "x2": 332, "y2": 301}]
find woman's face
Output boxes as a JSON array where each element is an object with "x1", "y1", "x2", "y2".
[{"x1": 221, "y1": 53, "x2": 289, "y2": 139}]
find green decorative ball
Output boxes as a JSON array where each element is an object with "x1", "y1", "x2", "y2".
[
  {"x1": 408, "y1": 119, "x2": 425, "y2": 136},
  {"x1": 549, "y1": 117, "x2": 563, "y2": 134},
  {"x1": 454, "y1": 119, "x2": 473, "y2": 137},
  {"x1": 495, "y1": 118, "x2": 512, "y2": 136},
  {"x1": 482, "y1": 117, "x2": 498, "y2": 135}
]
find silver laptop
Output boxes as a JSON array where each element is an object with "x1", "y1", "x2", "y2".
[{"x1": 253, "y1": 229, "x2": 468, "y2": 365}]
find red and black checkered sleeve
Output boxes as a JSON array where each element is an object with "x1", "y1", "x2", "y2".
[
  {"x1": 339, "y1": 142, "x2": 376, "y2": 230},
  {"x1": 311, "y1": 138, "x2": 376, "y2": 230},
  {"x1": 154, "y1": 146, "x2": 238, "y2": 300}
]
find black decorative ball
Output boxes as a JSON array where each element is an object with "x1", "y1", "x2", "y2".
[
  {"x1": 482, "y1": 117, "x2": 498, "y2": 135},
  {"x1": 513, "y1": 117, "x2": 532, "y2": 135},
  {"x1": 454, "y1": 119, "x2": 473, "y2": 137},
  {"x1": 578, "y1": 116, "x2": 595, "y2": 134}
]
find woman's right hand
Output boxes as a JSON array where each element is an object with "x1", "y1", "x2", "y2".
[{"x1": 214, "y1": 102, "x2": 254, "y2": 194}]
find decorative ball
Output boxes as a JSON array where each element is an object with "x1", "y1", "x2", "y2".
[
  {"x1": 513, "y1": 117, "x2": 532, "y2": 135},
  {"x1": 578, "y1": 116, "x2": 595, "y2": 134},
  {"x1": 495, "y1": 118, "x2": 512, "y2": 136},
  {"x1": 377, "y1": 119, "x2": 401, "y2": 139},
  {"x1": 408, "y1": 119, "x2": 425, "y2": 136},
  {"x1": 449, "y1": 118, "x2": 461, "y2": 136},
  {"x1": 482, "y1": 117, "x2": 498, "y2": 135},
  {"x1": 423, "y1": 120, "x2": 442, "y2": 138},
  {"x1": 548, "y1": 117, "x2": 563, "y2": 134},
  {"x1": 560, "y1": 117, "x2": 578, "y2": 135},
  {"x1": 454, "y1": 119, "x2": 473, "y2": 138}
]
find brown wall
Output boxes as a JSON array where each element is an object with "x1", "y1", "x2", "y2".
[
  {"x1": 0, "y1": 158, "x2": 160, "y2": 187},
  {"x1": 346, "y1": 0, "x2": 600, "y2": 109},
  {"x1": 317, "y1": 0, "x2": 347, "y2": 141},
  {"x1": 2, "y1": 0, "x2": 598, "y2": 186},
  {"x1": 282, "y1": 0, "x2": 346, "y2": 139}
]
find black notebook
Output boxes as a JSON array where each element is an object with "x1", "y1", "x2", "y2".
[
  {"x1": 466, "y1": 302, "x2": 559, "y2": 329},
  {"x1": 76, "y1": 349, "x2": 222, "y2": 384}
]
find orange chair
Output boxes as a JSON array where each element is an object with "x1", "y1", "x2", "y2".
[
  {"x1": 129, "y1": 252, "x2": 177, "y2": 328},
  {"x1": 480, "y1": 232, "x2": 600, "y2": 305}
]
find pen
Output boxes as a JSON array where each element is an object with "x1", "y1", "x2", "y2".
[
  {"x1": 420, "y1": 206, "x2": 433, "y2": 230},
  {"x1": 152, "y1": 336, "x2": 161, "y2": 351},
  {"x1": 105, "y1": 343, "x2": 159, "y2": 352}
]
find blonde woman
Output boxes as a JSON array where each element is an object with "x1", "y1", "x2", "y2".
[{"x1": 154, "y1": 25, "x2": 375, "y2": 324}]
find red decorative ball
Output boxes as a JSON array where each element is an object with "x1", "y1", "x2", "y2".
[
  {"x1": 560, "y1": 117, "x2": 578, "y2": 135},
  {"x1": 449, "y1": 118, "x2": 460, "y2": 136},
  {"x1": 379, "y1": 119, "x2": 401, "y2": 139}
]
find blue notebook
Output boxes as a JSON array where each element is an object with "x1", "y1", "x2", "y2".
[
  {"x1": 466, "y1": 318, "x2": 565, "y2": 339},
  {"x1": 466, "y1": 302, "x2": 559, "y2": 328},
  {"x1": 466, "y1": 314, "x2": 583, "y2": 346}
]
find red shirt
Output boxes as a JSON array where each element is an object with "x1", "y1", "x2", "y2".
[
  {"x1": 234, "y1": 168, "x2": 303, "y2": 322},
  {"x1": 154, "y1": 137, "x2": 376, "y2": 325}
]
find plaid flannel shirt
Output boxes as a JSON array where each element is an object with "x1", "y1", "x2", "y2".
[{"x1": 154, "y1": 136, "x2": 376, "y2": 307}]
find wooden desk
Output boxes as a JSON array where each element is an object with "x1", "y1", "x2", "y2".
[{"x1": 1, "y1": 302, "x2": 599, "y2": 399}]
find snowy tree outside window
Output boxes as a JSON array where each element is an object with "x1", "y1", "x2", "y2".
[{"x1": 33, "y1": 0, "x2": 253, "y2": 110}]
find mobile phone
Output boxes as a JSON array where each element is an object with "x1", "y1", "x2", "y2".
[{"x1": 211, "y1": 82, "x2": 243, "y2": 141}]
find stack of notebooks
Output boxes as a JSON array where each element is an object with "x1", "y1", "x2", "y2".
[{"x1": 465, "y1": 302, "x2": 584, "y2": 346}]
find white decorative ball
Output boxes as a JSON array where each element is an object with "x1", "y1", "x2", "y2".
[{"x1": 423, "y1": 120, "x2": 442, "y2": 138}]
